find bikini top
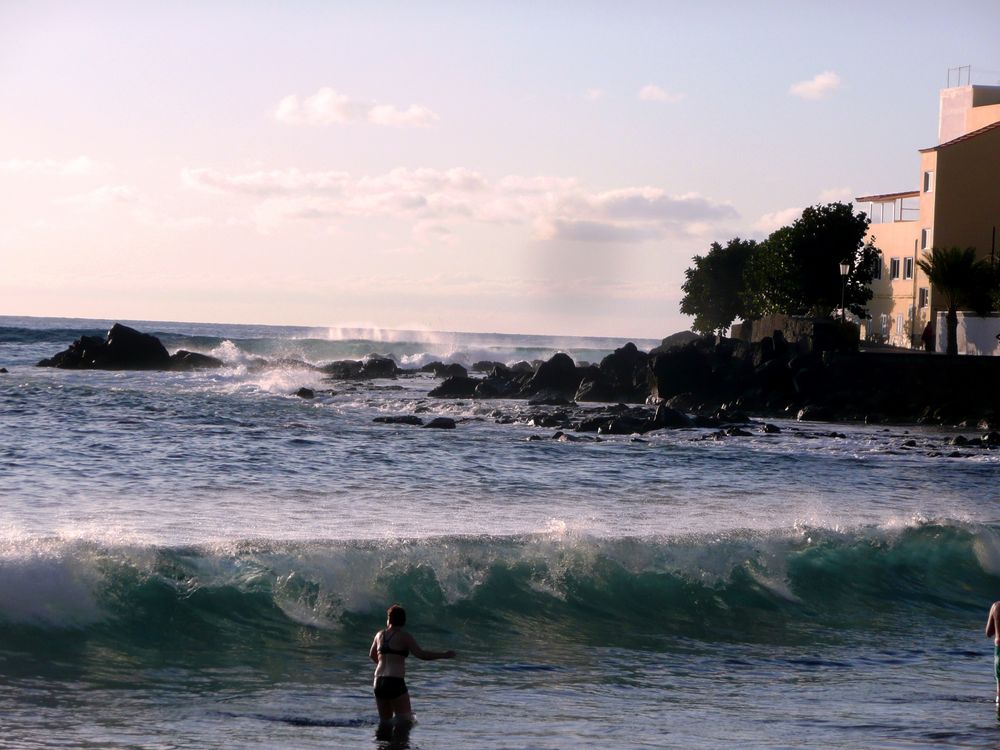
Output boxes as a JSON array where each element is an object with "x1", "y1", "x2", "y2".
[{"x1": 378, "y1": 629, "x2": 409, "y2": 658}]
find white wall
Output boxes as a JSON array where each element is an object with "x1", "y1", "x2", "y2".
[{"x1": 935, "y1": 312, "x2": 1000, "y2": 355}]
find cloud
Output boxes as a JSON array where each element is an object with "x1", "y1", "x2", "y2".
[
  {"x1": 789, "y1": 71, "x2": 842, "y2": 100},
  {"x1": 183, "y1": 163, "x2": 738, "y2": 245},
  {"x1": 0, "y1": 156, "x2": 101, "y2": 176},
  {"x1": 62, "y1": 184, "x2": 139, "y2": 206},
  {"x1": 753, "y1": 207, "x2": 802, "y2": 234},
  {"x1": 818, "y1": 187, "x2": 854, "y2": 203},
  {"x1": 637, "y1": 85, "x2": 685, "y2": 103},
  {"x1": 274, "y1": 87, "x2": 438, "y2": 127},
  {"x1": 584, "y1": 88, "x2": 605, "y2": 101}
]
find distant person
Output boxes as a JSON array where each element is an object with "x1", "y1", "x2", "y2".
[
  {"x1": 986, "y1": 601, "x2": 1000, "y2": 704},
  {"x1": 921, "y1": 321, "x2": 935, "y2": 352},
  {"x1": 369, "y1": 604, "x2": 456, "y2": 725}
]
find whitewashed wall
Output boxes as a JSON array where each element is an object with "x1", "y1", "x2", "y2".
[{"x1": 935, "y1": 312, "x2": 1000, "y2": 355}]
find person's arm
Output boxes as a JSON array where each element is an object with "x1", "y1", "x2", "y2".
[
  {"x1": 987, "y1": 603, "x2": 998, "y2": 639},
  {"x1": 406, "y1": 633, "x2": 456, "y2": 660},
  {"x1": 369, "y1": 632, "x2": 381, "y2": 663}
]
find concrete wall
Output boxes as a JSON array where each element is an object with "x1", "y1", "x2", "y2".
[{"x1": 935, "y1": 312, "x2": 1000, "y2": 355}]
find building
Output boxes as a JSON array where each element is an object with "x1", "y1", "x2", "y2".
[{"x1": 856, "y1": 83, "x2": 1000, "y2": 348}]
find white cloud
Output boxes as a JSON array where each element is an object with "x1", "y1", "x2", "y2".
[
  {"x1": 818, "y1": 187, "x2": 854, "y2": 203},
  {"x1": 62, "y1": 184, "x2": 139, "y2": 206},
  {"x1": 182, "y1": 163, "x2": 738, "y2": 245},
  {"x1": 789, "y1": 71, "x2": 842, "y2": 100},
  {"x1": 637, "y1": 85, "x2": 685, "y2": 103},
  {"x1": 753, "y1": 207, "x2": 802, "y2": 234},
  {"x1": 274, "y1": 87, "x2": 438, "y2": 127},
  {"x1": 0, "y1": 156, "x2": 102, "y2": 176},
  {"x1": 584, "y1": 88, "x2": 605, "y2": 101}
]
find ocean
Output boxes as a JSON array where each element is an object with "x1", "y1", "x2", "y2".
[{"x1": 2, "y1": 314, "x2": 1000, "y2": 749}]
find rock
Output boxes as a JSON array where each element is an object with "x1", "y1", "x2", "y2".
[
  {"x1": 652, "y1": 404, "x2": 692, "y2": 429},
  {"x1": 510, "y1": 361, "x2": 534, "y2": 374},
  {"x1": 321, "y1": 360, "x2": 364, "y2": 379},
  {"x1": 423, "y1": 417, "x2": 456, "y2": 429},
  {"x1": 528, "y1": 389, "x2": 574, "y2": 406},
  {"x1": 361, "y1": 356, "x2": 399, "y2": 379},
  {"x1": 0, "y1": 368, "x2": 7, "y2": 373},
  {"x1": 472, "y1": 360, "x2": 504, "y2": 373},
  {"x1": 761, "y1": 423, "x2": 781, "y2": 434},
  {"x1": 797, "y1": 405, "x2": 834, "y2": 422},
  {"x1": 373, "y1": 415, "x2": 424, "y2": 425},
  {"x1": 523, "y1": 352, "x2": 581, "y2": 398},
  {"x1": 422, "y1": 362, "x2": 468, "y2": 379},
  {"x1": 649, "y1": 330, "x2": 701, "y2": 355},
  {"x1": 983, "y1": 431, "x2": 1000, "y2": 446},
  {"x1": 295, "y1": 387, "x2": 315, "y2": 399},
  {"x1": 429, "y1": 376, "x2": 480, "y2": 398},
  {"x1": 169, "y1": 350, "x2": 225, "y2": 370},
  {"x1": 37, "y1": 323, "x2": 171, "y2": 370},
  {"x1": 949, "y1": 435, "x2": 969, "y2": 446},
  {"x1": 598, "y1": 415, "x2": 651, "y2": 435},
  {"x1": 725, "y1": 427, "x2": 752, "y2": 437}
]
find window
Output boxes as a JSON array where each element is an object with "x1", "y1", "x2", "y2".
[
  {"x1": 921, "y1": 227, "x2": 932, "y2": 250},
  {"x1": 896, "y1": 313, "x2": 904, "y2": 334},
  {"x1": 890, "y1": 258, "x2": 901, "y2": 279},
  {"x1": 903, "y1": 257, "x2": 914, "y2": 280},
  {"x1": 923, "y1": 170, "x2": 934, "y2": 193},
  {"x1": 873, "y1": 257, "x2": 883, "y2": 280},
  {"x1": 880, "y1": 314, "x2": 889, "y2": 336},
  {"x1": 918, "y1": 287, "x2": 929, "y2": 308}
]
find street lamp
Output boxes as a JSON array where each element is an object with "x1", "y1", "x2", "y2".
[{"x1": 839, "y1": 262, "x2": 850, "y2": 323}]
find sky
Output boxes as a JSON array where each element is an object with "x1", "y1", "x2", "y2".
[{"x1": 2, "y1": 1, "x2": 999, "y2": 338}]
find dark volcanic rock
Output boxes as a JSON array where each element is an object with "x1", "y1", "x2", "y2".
[
  {"x1": 322, "y1": 357, "x2": 399, "y2": 380},
  {"x1": 421, "y1": 361, "x2": 468, "y2": 379},
  {"x1": 528, "y1": 389, "x2": 574, "y2": 406},
  {"x1": 423, "y1": 417, "x2": 457, "y2": 429},
  {"x1": 295, "y1": 387, "x2": 315, "y2": 399},
  {"x1": 170, "y1": 350, "x2": 225, "y2": 370},
  {"x1": 797, "y1": 404, "x2": 834, "y2": 422},
  {"x1": 38, "y1": 323, "x2": 171, "y2": 370},
  {"x1": 429, "y1": 376, "x2": 480, "y2": 398},
  {"x1": 374, "y1": 415, "x2": 424, "y2": 425},
  {"x1": 652, "y1": 403, "x2": 692, "y2": 429},
  {"x1": 472, "y1": 360, "x2": 504, "y2": 373},
  {"x1": 0, "y1": 368, "x2": 7, "y2": 374},
  {"x1": 523, "y1": 353, "x2": 581, "y2": 398}
]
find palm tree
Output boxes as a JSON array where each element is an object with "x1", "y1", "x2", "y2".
[{"x1": 916, "y1": 246, "x2": 986, "y2": 355}]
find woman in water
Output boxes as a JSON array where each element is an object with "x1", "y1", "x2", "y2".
[{"x1": 369, "y1": 604, "x2": 456, "y2": 723}]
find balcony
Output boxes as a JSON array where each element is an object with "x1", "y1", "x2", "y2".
[{"x1": 855, "y1": 190, "x2": 920, "y2": 224}]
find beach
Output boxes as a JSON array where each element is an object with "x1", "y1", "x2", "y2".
[{"x1": 3, "y1": 315, "x2": 1000, "y2": 749}]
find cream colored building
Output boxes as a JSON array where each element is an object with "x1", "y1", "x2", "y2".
[{"x1": 857, "y1": 84, "x2": 1000, "y2": 348}]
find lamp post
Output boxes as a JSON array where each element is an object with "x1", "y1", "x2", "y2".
[{"x1": 839, "y1": 261, "x2": 850, "y2": 323}]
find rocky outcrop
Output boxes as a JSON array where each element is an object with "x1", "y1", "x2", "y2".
[
  {"x1": 374, "y1": 415, "x2": 424, "y2": 425},
  {"x1": 38, "y1": 324, "x2": 171, "y2": 370},
  {"x1": 574, "y1": 342, "x2": 650, "y2": 404},
  {"x1": 423, "y1": 417, "x2": 457, "y2": 429},
  {"x1": 322, "y1": 356, "x2": 399, "y2": 380},
  {"x1": 170, "y1": 350, "x2": 225, "y2": 370},
  {"x1": 428, "y1": 376, "x2": 479, "y2": 398}
]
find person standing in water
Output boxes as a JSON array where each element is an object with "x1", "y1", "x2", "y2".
[
  {"x1": 370, "y1": 604, "x2": 456, "y2": 724},
  {"x1": 986, "y1": 601, "x2": 1000, "y2": 704}
]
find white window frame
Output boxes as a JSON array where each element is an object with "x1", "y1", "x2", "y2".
[
  {"x1": 903, "y1": 257, "x2": 914, "y2": 280},
  {"x1": 880, "y1": 313, "x2": 889, "y2": 336},
  {"x1": 918, "y1": 287, "x2": 929, "y2": 308},
  {"x1": 923, "y1": 170, "x2": 934, "y2": 193},
  {"x1": 921, "y1": 227, "x2": 932, "y2": 250},
  {"x1": 896, "y1": 313, "x2": 904, "y2": 335},
  {"x1": 873, "y1": 257, "x2": 883, "y2": 280},
  {"x1": 889, "y1": 258, "x2": 901, "y2": 279}
]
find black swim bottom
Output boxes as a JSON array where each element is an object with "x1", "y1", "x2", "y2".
[{"x1": 373, "y1": 676, "x2": 408, "y2": 700}]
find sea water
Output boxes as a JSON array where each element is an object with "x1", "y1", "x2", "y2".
[{"x1": 2, "y1": 315, "x2": 1000, "y2": 749}]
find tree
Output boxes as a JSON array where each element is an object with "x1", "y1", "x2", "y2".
[
  {"x1": 916, "y1": 246, "x2": 988, "y2": 355},
  {"x1": 679, "y1": 238, "x2": 757, "y2": 335},
  {"x1": 743, "y1": 202, "x2": 880, "y2": 318}
]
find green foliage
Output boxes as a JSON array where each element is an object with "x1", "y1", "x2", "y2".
[
  {"x1": 916, "y1": 246, "x2": 990, "y2": 355},
  {"x1": 744, "y1": 202, "x2": 879, "y2": 318},
  {"x1": 679, "y1": 238, "x2": 757, "y2": 335},
  {"x1": 678, "y1": 203, "x2": 880, "y2": 333}
]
